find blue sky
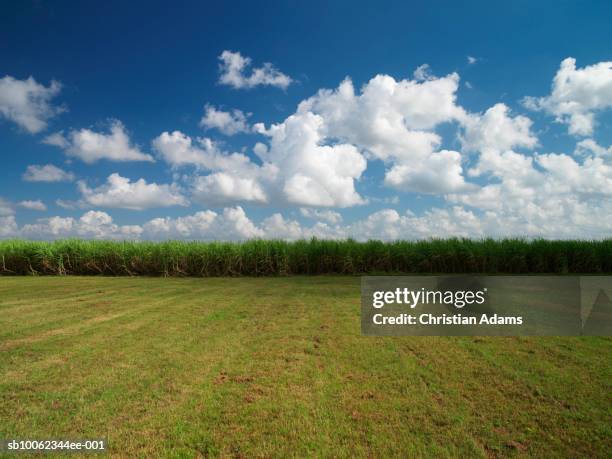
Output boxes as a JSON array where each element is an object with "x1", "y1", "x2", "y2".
[{"x1": 1, "y1": 0, "x2": 612, "y2": 240}]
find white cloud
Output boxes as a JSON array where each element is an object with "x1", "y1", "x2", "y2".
[
  {"x1": 200, "y1": 104, "x2": 250, "y2": 135},
  {"x1": 155, "y1": 122, "x2": 364, "y2": 207},
  {"x1": 413, "y1": 64, "x2": 433, "y2": 81},
  {"x1": 575, "y1": 138, "x2": 612, "y2": 158},
  {"x1": 22, "y1": 164, "x2": 74, "y2": 182},
  {"x1": 139, "y1": 206, "x2": 480, "y2": 241},
  {"x1": 469, "y1": 148, "x2": 540, "y2": 183},
  {"x1": 146, "y1": 209, "x2": 342, "y2": 241},
  {"x1": 4, "y1": 196, "x2": 612, "y2": 241},
  {"x1": 461, "y1": 103, "x2": 537, "y2": 153},
  {"x1": 78, "y1": 173, "x2": 188, "y2": 210},
  {"x1": 141, "y1": 206, "x2": 487, "y2": 241},
  {"x1": 384, "y1": 149, "x2": 474, "y2": 194},
  {"x1": 0, "y1": 216, "x2": 18, "y2": 237},
  {"x1": 42, "y1": 131, "x2": 69, "y2": 148},
  {"x1": 293, "y1": 70, "x2": 469, "y2": 194},
  {"x1": 260, "y1": 213, "x2": 306, "y2": 240},
  {"x1": 453, "y1": 104, "x2": 544, "y2": 215},
  {"x1": 0, "y1": 75, "x2": 63, "y2": 133},
  {"x1": 300, "y1": 208, "x2": 343, "y2": 225},
  {"x1": 301, "y1": 72, "x2": 466, "y2": 137},
  {"x1": 191, "y1": 173, "x2": 268, "y2": 205},
  {"x1": 143, "y1": 206, "x2": 263, "y2": 240},
  {"x1": 257, "y1": 111, "x2": 367, "y2": 207},
  {"x1": 523, "y1": 57, "x2": 612, "y2": 136},
  {"x1": 467, "y1": 56, "x2": 478, "y2": 65},
  {"x1": 443, "y1": 62, "x2": 612, "y2": 237},
  {"x1": 218, "y1": 50, "x2": 292, "y2": 90},
  {"x1": 448, "y1": 144, "x2": 612, "y2": 238},
  {"x1": 21, "y1": 211, "x2": 142, "y2": 240},
  {"x1": 5, "y1": 57, "x2": 611, "y2": 241},
  {"x1": 537, "y1": 153, "x2": 612, "y2": 195},
  {"x1": 153, "y1": 130, "x2": 214, "y2": 167},
  {"x1": 152, "y1": 130, "x2": 271, "y2": 205},
  {"x1": 43, "y1": 120, "x2": 154, "y2": 163},
  {"x1": 5, "y1": 205, "x2": 270, "y2": 241},
  {"x1": 369, "y1": 195, "x2": 400, "y2": 205},
  {"x1": 153, "y1": 131, "x2": 254, "y2": 170},
  {"x1": 346, "y1": 207, "x2": 484, "y2": 240},
  {"x1": 159, "y1": 68, "x2": 539, "y2": 208},
  {"x1": 56, "y1": 199, "x2": 78, "y2": 210},
  {"x1": 18, "y1": 200, "x2": 47, "y2": 211},
  {"x1": 0, "y1": 197, "x2": 14, "y2": 216},
  {"x1": 158, "y1": 67, "x2": 491, "y2": 207},
  {"x1": 260, "y1": 213, "x2": 346, "y2": 240},
  {"x1": 345, "y1": 197, "x2": 612, "y2": 240},
  {"x1": 143, "y1": 210, "x2": 216, "y2": 239}
]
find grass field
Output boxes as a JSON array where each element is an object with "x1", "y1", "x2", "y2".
[{"x1": 1, "y1": 277, "x2": 611, "y2": 457}]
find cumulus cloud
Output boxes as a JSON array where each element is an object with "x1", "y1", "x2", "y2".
[
  {"x1": 447, "y1": 59, "x2": 612, "y2": 235},
  {"x1": 159, "y1": 62, "x2": 603, "y2": 212},
  {"x1": 153, "y1": 131, "x2": 254, "y2": 170},
  {"x1": 0, "y1": 75, "x2": 63, "y2": 133},
  {"x1": 448, "y1": 146, "x2": 612, "y2": 238},
  {"x1": 301, "y1": 72, "x2": 466, "y2": 136},
  {"x1": 140, "y1": 207, "x2": 344, "y2": 240},
  {"x1": 21, "y1": 211, "x2": 143, "y2": 240},
  {"x1": 537, "y1": 153, "x2": 612, "y2": 195},
  {"x1": 43, "y1": 120, "x2": 154, "y2": 163},
  {"x1": 200, "y1": 104, "x2": 250, "y2": 135},
  {"x1": 218, "y1": 50, "x2": 293, "y2": 90},
  {"x1": 346, "y1": 207, "x2": 485, "y2": 240},
  {"x1": 384, "y1": 150, "x2": 474, "y2": 194},
  {"x1": 575, "y1": 138, "x2": 612, "y2": 158},
  {"x1": 5, "y1": 57, "x2": 612, "y2": 241},
  {"x1": 455, "y1": 104, "x2": 538, "y2": 186},
  {"x1": 191, "y1": 173, "x2": 268, "y2": 205},
  {"x1": 154, "y1": 122, "x2": 364, "y2": 207},
  {"x1": 300, "y1": 208, "x2": 343, "y2": 224},
  {"x1": 256, "y1": 111, "x2": 367, "y2": 206},
  {"x1": 0, "y1": 207, "x2": 340, "y2": 241},
  {"x1": 152, "y1": 130, "x2": 271, "y2": 204},
  {"x1": 0, "y1": 216, "x2": 18, "y2": 237},
  {"x1": 260, "y1": 213, "x2": 306, "y2": 240},
  {"x1": 78, "y1": 173, "x2": 188, "y2": 210},
  {"x1": 467, "y1": 56, "x2": 478, "y2": 65},
  {"x1": 413, "y1": 64, "x2": 433, "y2": 81},
  {"x1": 0, "y1": 197, "x2": 14, "y2": 216},
  {"x1": 523, "y1": 57, "x2": 612, "y2": 136},
  {"x1": 143, "y1": 206, "x2": 263, "y2": 240},
  {"x1": 460, "y1": 103, "x2": 537, "y2": 154},
  {"x1": 164, "y1": 66, "x2": 541, "y2": 207},
  {"x1": 292, "y1": 70, "x2": 469, "y2": 194},
  {"x1": 18, "y1": 200, "x2": 47, "y2": 211},
  {"x1": 153, "y1": 131, "x2": 215, "y2": 167},
  {"x1": 22, "y1": 164, "x2": 74, "y2": 182},
  {"x1": 3, "y1": 197, "x2": 612, "y2": 241}
]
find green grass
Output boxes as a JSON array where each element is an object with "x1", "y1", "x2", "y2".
[
  {"x1": 2, "y1": 238, "x2": 612, "y2": 276},
  {"x1": 1, "y1": 277, "x2": 610, "y2": 457}
]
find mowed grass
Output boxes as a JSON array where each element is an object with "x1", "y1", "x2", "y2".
[{"x1": 0, "y1": 277, "x2": 610, "y2": 458}]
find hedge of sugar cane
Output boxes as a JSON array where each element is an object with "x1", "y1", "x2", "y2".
[{"x1": 0, "y1": 238, "x2": 611, "y2": 276}]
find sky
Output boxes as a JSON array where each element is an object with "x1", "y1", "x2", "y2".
[{"x1": 1, "y1": 0, "x2": 612, "y2": 240}]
